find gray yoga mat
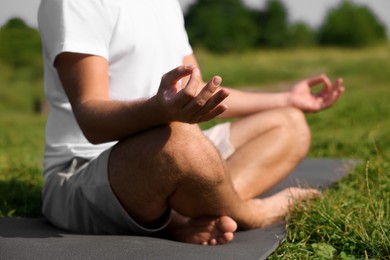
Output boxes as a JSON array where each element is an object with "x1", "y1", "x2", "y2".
[{"x1": 0, "y1": 159, "x2": 355, "y2": 260}]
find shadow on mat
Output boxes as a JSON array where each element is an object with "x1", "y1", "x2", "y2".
[{"x1": 0, "y1": 218, "x2": 63, "y2": 238}]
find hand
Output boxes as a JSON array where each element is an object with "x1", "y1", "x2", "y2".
[
  {"x1": 288, "y1": 74, "x2": 345, "y2": 113},
  {"x1": 155, "y1": 65, "x2": 230, "y2": 123}
]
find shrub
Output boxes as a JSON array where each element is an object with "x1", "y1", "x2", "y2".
[
  {"x1": 288, "y1": 22, "x2": 317, "y2": 47},
  {"x1": 185, "y1": 0, "x2": 258, "y2": 53},
  {"x1": 0, "y1": 18, "x2": 42, "y2": 69},
  {"x1": 318, "y1": 1, "x2": 387, "y2": 47},
  {"x1": 255, "y1": 0, "x2": 290, "y2": 48}
]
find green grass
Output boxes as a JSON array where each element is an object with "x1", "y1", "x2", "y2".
[
  {"x1": 0, "y1": 112, "x2": 45, "y2": 217},
  {"x1": 1, "y1": 45, "x2": 390, "y2": 258},
  {"x1": 197, "y1": 46, "x2": 390, "y2": 258}
]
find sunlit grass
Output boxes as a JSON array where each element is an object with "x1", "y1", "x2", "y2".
[
  {"x1": 198, "y1": 45, "x2": 390, "y2": 258},
  {"x1": 271, "y1": 158, "x2": 390, "y2": 259},
  {"x1": 0, "y1": 112, "x2": 45, "y2": 217},
  {"x1": 197, "y1": 45, "x2": 390, "y2": 87}
]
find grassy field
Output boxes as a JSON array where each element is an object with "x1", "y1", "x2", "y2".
[{"x1": 1, "y1": 46, "x2": 389, "y2": 258}]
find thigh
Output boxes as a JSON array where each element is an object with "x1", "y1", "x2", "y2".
[{"x1": 108, "y1": 122, "x2": 209, "y2": 226}]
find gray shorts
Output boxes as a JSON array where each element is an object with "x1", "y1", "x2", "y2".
[{"x1": 42, "y1": 122, "x2": 235, "y2": 235}]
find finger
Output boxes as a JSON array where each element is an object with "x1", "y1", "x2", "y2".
[
  {"x1": 197, "y1": 103, "x2": 228, "y2": 122},
  {"x1": 336, "y1": 77, "x2": 343, "y2": 85},
  {"x1": 175, "y1": 67, "x2": 203, "y2": 107},
  {"x1": 320, "y1": 94, "x2": 335, "y2": 109},
  {"x1": 334, "y1": 78, "x2": 345, "y2": 91},
  {"x1": 195, "y1": 76, "x2": 221, "y2": 107},
  {"x1": 182, "y1": 76, "x2": 222, "y2": 114},
  {"x1": 161, "y1": 65, "x2": 196, "y2": 88},
  {"x1": 179, "y1": 68, "x2": 202, "y2": 102},
  {"x1": 317, "y1": 77, "x2": 344, "y2": 100},
  {"x1": 181, "y1": 95, "x2": 228, "y2": 122},
  {"x1": 197, "y1": 76, "x2": 222, "y2": 104},
  {"x1": 309, "y1": 77, "x2": 344, "y2": 111},
  {"x1": 196, "y1": 87, "x2": 229, "y2": 116},
  {"x1": 328, "y1": 78, "x2": 345, "y2": 97},
  {"x1": 308, "y1": 74, "x2": 332, "y2": 92},
  {"x1": 320, "y1": 85, "x2": 344, "y2": 109}
]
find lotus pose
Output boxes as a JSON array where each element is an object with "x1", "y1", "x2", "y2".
[{"x1": 38, "y1": 0, "x2": 344, "y2": 245}]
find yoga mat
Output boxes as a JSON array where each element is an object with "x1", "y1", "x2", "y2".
[{"x1": 0, "y1": 159, "x2": 355, "y2": 260}]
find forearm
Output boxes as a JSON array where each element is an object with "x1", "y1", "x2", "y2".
[
  {"x1": 218, "y1": 88, "x2": 291, "y2": 118},
  {"x1": 74, "y1": 96, "x2": 167, "y2": 144}
]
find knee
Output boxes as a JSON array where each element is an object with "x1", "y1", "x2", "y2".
[
  {"x1": 165, "y1": 122, "x2": 226, "y2": 184},
  {"x1": 279, "y1": 107, "x2": 311, "y2": 152},
  {"x1": 281, "y1": 107, "x2": 309, "y2": 130}
]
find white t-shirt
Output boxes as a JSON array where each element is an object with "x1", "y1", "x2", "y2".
[{"x1": 38, "y1": 0, "x2": 193, "y2": 174}]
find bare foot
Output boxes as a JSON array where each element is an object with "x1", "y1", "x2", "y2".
[
  {"x1": 251, "y1": 187, "x2": 321, "y2": 227},
  {"x1": 165, "y1": 188, "x2": 318, "y2": 243},
  {"x1": 165, "y1": 211, "x2": 237, "y2": 245}
]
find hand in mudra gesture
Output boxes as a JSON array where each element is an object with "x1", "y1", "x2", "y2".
[
  {"x1": 156, "y1": 65, "x2": 230, "y2": 123},
  {"x1": 288, "y1": 74, "x2": 345, "y2": 113}
]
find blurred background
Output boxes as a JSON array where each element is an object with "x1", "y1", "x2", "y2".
[
  {"x1": 1, "y1": 0, "x2": 389, "y2": 50},
  {"x1": 0, "y1": 0, "x2": 388, "y2": 109}
]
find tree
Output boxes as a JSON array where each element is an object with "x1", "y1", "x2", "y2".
[
  {"x1": 288, "y1": 22, "x2": 317, "y2": 48},
  {"x1": 0, "y1": 18, "x2": 42, "y2": 68},
  {"x1": 254, "y1": 0, "x2": 289, "y2": 48},
  {"x1": 318, "y1": 1, "x2": 387, "y2": 47},
  {"x1": 185, "y1": 0, "x2": 258, "y2": 53}
]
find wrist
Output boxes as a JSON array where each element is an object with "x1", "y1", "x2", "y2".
[
  {"x1": 149, "y1": 95, "x2": 172, "y2": 124},
  {"x1": 279, "y1": 92, "x2": 293, "y2": 107}
]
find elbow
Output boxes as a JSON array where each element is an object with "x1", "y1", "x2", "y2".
[
  {"x1": 77, "y1": 118, "x2": 109, "y2": 145},
  {"x1": 81, "y1": 126, "x2": 111, "y2": 145},
  {"x1": 85, "y1": 134, "x2": 104, "y2": 145},
  {"x1": 81, "y1": 128, "x2": 105, "y2": 145},
  {"x1": 73, "y1": 104, "x2": 110, "y2": 145}
]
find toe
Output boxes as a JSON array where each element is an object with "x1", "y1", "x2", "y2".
[
  {"x1": 217, "y1": 216, "x2": 238, "y2": 233},
  {"x1": 209, "y1": 238, "x2": 217, "y2": 245}
]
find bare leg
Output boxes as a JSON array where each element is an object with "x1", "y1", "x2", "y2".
[
  {"x1": 222, "y1": 107, "x2": 320, "y2": 226},
  {"x1": 108, "y1": 123, "x2": 255, "y2": 244},
  {"x1": 228, "y1": 107, "x2": 312, "y2": 200},
  {"x1": 108, "y1": 121, "x2": 314, "y2": 245}
]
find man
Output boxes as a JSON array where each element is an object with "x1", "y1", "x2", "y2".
[{"x1": 38, "y1": 0, "x2": 344, "y2": 245}]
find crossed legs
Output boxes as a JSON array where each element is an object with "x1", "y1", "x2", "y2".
[
  {"x1": 108, "y1": 108, "x2": 318, "y2": 245},
  {"x1": 228, "y1": 107, "x2": 311, "y2": 199},
  {"x1": 109, "y1": 122, "x2": 242, "y2": 244}
]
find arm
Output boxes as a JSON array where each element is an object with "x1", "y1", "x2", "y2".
[
  {"x1": 183, "y1": 54, "x2": 345, "y2": 119},
  {"x1": 55, "y1": 53, "x2": 229, "y2": 144},
  {"x1": 219, "y1": 75, "x2": 344, "y2": 118}
]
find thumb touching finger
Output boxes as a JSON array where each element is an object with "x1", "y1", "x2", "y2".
[{"x1": 161, "y1": 65, "x2": 196, "y2": 88}]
